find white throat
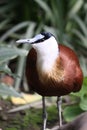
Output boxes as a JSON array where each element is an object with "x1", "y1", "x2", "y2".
[{"x1": 32, "y1": 36, "x2": 59, "y2": 73}]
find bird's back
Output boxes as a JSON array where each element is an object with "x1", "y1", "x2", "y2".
[{"x1": 26, "y1": 44, "x2": 83, "y2": 96}]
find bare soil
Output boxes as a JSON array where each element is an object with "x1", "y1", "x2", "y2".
[{"x1": 0, "y1": 99, "x2": 59, "y2": 130}]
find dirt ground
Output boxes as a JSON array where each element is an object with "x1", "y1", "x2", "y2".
[{"x1": 0, "y1": 99, "x2": 59, "y2": 130}]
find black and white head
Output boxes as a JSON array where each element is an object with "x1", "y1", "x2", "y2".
[
  {"x1": 16, "y1": 32, "x2": 59, "y2": 72},
  {"x1": 16, "y1": 32, "x2": 59, "y2": 54},
  {"x1": 17, "y1": 32, "x2": 54, "y2": 44}
]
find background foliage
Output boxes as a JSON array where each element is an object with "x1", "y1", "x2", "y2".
[{"x1": 0, "y1": 0, "x2": 87, "y2": 122}]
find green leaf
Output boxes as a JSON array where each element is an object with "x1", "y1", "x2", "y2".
[
  {"x1": 72, "y1": 29, "x2": 87, "y2": 47},
  {"x1": 0, "y1": 22, "x2": 29, "y2": 41},
  {"x1": 0, "y1": 83, "x2": 22, "y2": 97},
  {"x1": 72, "y1": 15, "x2": 87, "y2": 36},
  {"x1": 71, "y1": 77, "x2": 87, "y2": 98},
  {"x1": 34, "y1": 0, "x2": 53, "y2": 19},
  {"x1": 63, "y1": 105, "x2": 83, "y2": 122},
  {"x1": 0, "y1": 19, "x2": 10, "y2": 30},
  {"x1": 0, "y1": 63, "x2": 11, "y2": 74},
  {"x1": 69, "y1": 77, "x2": 87, "y2": 111},
  {"x1": 80, "y1": 94, "x2": 87, "y2": 111},
  {"x1": 69, "y1": 0, "x2": 83, "y2": 15},
  {"x1": 0, "y1": 63, "x2": 20, "y2": 78},
  {"x1": 0, "y1": 46, "x2": 28, "y2": 64}
]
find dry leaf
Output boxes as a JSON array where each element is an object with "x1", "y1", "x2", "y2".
[{"x1": 11, "y1": 93, "x2": 41, "y2": 105}]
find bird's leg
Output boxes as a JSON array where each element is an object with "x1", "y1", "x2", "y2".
[
  {"x1": 42, "y1": 96, "x2": 47, "y2": 130},
  {"x1": 57, "y1": 96, "x2": 62, "y2": 127}
]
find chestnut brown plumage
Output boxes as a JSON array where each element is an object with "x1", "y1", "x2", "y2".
[
  {"x1": 26, "y1": 44, "x2": 83, "y2": 96},
  {"x1": 16, "y1": 32, "x2": 83, "y2": 130}
]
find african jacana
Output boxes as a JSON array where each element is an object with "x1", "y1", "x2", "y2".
[{"x1": 16, "y1": 32, "x2": 83, "y2": 130}]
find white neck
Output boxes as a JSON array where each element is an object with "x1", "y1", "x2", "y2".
[{"x1": 32, "y1": 36, "x2": 59, "y2": 73}]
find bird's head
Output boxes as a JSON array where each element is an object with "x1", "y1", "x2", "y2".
[
  {"x1": 16, "y1": 32, "x2": 54, "y2": 44},
  {"x1": 17, "y1": 32, "x2": 59, "y2": 73},
  {"x1": 16, "y1": 32, "x2": 59, "y2": 55}
]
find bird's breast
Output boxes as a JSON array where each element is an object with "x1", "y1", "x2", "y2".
[
  {"x1": 37, "y1": 57, "x2": 64, "y2": 84},
  {"x1": 26, "y1": 45, "x2": 83, "y2": 96}
]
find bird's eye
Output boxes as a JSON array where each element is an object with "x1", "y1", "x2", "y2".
[
  {"x1": 41, "y1": 38, "x2": 44, "y2": 41},
  {"x1": 35, "y1": 38, "x2": 45, "y2": 43}
]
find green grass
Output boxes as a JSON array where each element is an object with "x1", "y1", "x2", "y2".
[{"x1": 1, "y1": 105, "x2": 58, "y2": 130}]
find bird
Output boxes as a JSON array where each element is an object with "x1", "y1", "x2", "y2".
[{"x1": 16, "y1": 32, "x2": 83, "y2": 130}]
